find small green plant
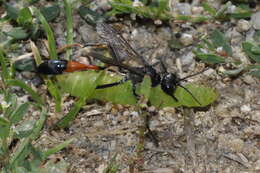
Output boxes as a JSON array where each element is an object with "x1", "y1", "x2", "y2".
[
  {"x1": 108, "y1": 0, "x2": 171, "y2": 20},
  {"x1": 1, "y1": 2, "x2": 61, "y2": 50},
  {"x1": 105, "y1": 0, "x2": 252, "y2": 22},
  {"x1": 194, "y1": 29, "x2": 260, "y2": 78}
]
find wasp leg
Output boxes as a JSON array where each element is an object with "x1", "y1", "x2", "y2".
[
  {"x1": 96, "y1": 77, "x2": 141, "y2": 98},
  {"x1": 84, "y1": 43, "x2": 108, "y2": 49},
  {"x1": 132, "y1": 84, "x2": 139, "y2": 97},
  {"x1": 96, "y1": 77, "x2": 129, "y2": 89},
  {"x1": 145, "y1": 114, "x2": 159, "y2": 147},
  {"x1": 169, "y1": 93, "x2": 179, "y2": 102},
  {"x1": 57, "y1": 43, "x2": 83, "y2": 53}
]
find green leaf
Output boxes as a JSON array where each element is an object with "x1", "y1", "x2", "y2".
[
  {"x1": 56, "y1": 71, "x2": 105, "y2": 128},
  {"x1": 242, "y1": 42, "x2": 260, "y2": 63},
  {"x1": 30, "y1": 108, "x2": 46, "y2": 140},
  {"x1": 0, "y1": 117, "x2": 10, "y2": 126},
  {"x1": 10, "y1": 138, "x2": 31, "y2": 166},
  {"x1": 15, "y1": 120, "x2": 35, "y2": 138},
  {"x1": 78, "y1": 6, "x2": 104, "y2": 26},
  {"x1": 17, "y1": 7, "x2": 33, "y2": 26},
  {"x1": 202, "y1": 2, "x2": 217, "y2": 16},
  {"x1": 13, "y1": 58, "x2": 37, "y2": 72},
  {"x1": 5, "y1": 27, "x2": 28, "y2": 40},
  {"x1": 215, "y1": 1, "x2": 231, "y2": 18},
  {"x1": 57, "y1": 71, "x2": 103, "y2": 97},
  {"x1": 195, "y1": 53, "x2": 225, "y2": 64},
  {"x1": 249, "y1": 70, "x2": 260, "y2": 78},
  {"x1": 0, "y1": 124, "x2": 11, "y2": 139},
  {"x1": 10, "y1": 103, "x2": 30, "y2": 124},
  {"x1": 32, "y1": 7, "x2": 58, "y2": 60},
  {"x1": 251, "y1": 45, "x2": 260, "y2": 54},
  {"x1": 149, "y1": 86, "x2": 181, "y2": 108},
  {"x1": 93, "y1": 73, "x2": 137, "y2": 105},
  {"x1": 176, "y1": 84, "x2": 218, "y2": 107},
  {"x1": 108, "y1": 0, "x2": 172, "y2": 20},
  {"x1": 210, "y1": 29, "x2": 232, "y2": 56},
  {"x1": 56, "y1": 70, "x2": 217, "y2": 108},
  {"x1": 4, "y1": 93, "x2": 18, "y2": 118},
  {"x1": 4, "y1": 3, "x2": 19, "y2": 20},
  {"x1": 43, "y1": 138, "x2": 74, "y2": 159},
  {"x1": 0, "y1": 50, "x2": 11, "y2": 83},
  {"x1": 137, "y1": 76, "x2": 152, "y2": 99},
  {"x1": 40, "y1": 4, "x2": 60, "y2": 22},
  {"x1": 56, "y1": 70, "x2": 136, "y2": 128},
  {"x1": 143, "y1": 83, "x2": 217, "y2": 108},
  {"x1": 229, "y1": 4, "x2": 252, "y2": 19},
  {"x1": 253, "y1": 30, "x2": 260, "y2": 42}
]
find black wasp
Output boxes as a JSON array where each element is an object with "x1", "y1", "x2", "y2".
[{"x1": 87, "y1": 23, "x2": 205, "y2": 105}]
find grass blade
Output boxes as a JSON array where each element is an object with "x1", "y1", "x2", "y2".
[
  {"x1": 56, "y1": 96, "x2": 87, "y2": 128},
  {"x1": 43, "y1": 138, "x2": 74, "y2": 159},
  {"x1": 64, "y1": 0, "x2": 73, "y2": 60},
  {"x1": 30, "y1": 40, "x2": 42, "y2": 65},
  {"x1": 0, "y1": 50, "x2": 11, "y2": 83},
  {"x1": 10, "y1": 137, "x2": 31, "y2": 166},
  {"x1": 30, "y1": 107, "x2": 47, "y2": 140},
  {"x1": 46, "y1": 79, "x2": 62, "y2": 112},
  {"x1": 10, "y1": 102, "x2": 30, "y2": 124},
  {"x1": 31, "y1": 7, "x2": 58, "y2": 59},
  {"x1": 6, "y1": 79, "x2": 44, "y2": 105}
]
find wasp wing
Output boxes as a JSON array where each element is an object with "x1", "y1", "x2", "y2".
[
  {"x1": 88, "y1": 51, "x2": 144, "y2": 76},
  {"x1": 96, "y1": 22, "x2": 148, "y2": 66}
]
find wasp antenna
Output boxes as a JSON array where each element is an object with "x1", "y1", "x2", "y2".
[
  {"x1": 180, "y1": 68, "x2": 209, "y2": 81},
  {"x1": 178, "y1": 84, "x2": 201, "y2": 105}
]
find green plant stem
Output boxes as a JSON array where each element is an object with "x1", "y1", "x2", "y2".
[{"x1": 64, "y1": 0, "x2": 73, "y2": 60}]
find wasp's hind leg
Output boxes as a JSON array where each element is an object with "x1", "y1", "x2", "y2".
[
  {"x1": 169, "y1": 93, "x2": 179, "y2": 102},
  {"x1": 132, "y1": 84, "x2": 139, "y2": 98},
  {"x1": 96, "y1": 76, "x2": 129, "y2": 89}
]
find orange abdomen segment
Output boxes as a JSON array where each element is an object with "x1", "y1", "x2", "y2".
[{"x1": 64, "y1": 61, "x2": 100, "y2": 72}]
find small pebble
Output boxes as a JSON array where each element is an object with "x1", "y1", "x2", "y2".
[
  {"x1": 236, "y1": 19, "x2": 251, "y2": 32},
  {"x1": 176, "y1": 3, "x2": 191, "y2": 15},
  {"x1": 254, "y1": 160, "x2": 260, "y2": 170},
  {"x1": 191, "y1": 6, "x2": 204, "y2": 15},
  {"x1": 240, "y1": 104, "x2": 251, "y2": 113},
  {"x1": 132, "y1": 0, "x2": 143, "y2": 7},
  {"x1": 154, "y1": 19, "x2": 162, "y2": 25},
  {"x1": 242, "y1": 75, "x2": 255, "y2": 85},
  {"x1": 179, "y1": 33, "x2": 193, "y2": 46}
]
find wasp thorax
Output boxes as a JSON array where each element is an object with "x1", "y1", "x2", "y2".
[
  {"x1": 160, "y1": 73, "x2": 180, "y2": 99},
  {"x1": 143, "y1": 66, "x2": 161, "y2": 87},
  {"x1": 37, "y1": 60, "x2": 67, "y2": 75}
]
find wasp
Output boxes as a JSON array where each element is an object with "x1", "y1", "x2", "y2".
[{"x1": 86, "y1": 23, "x2": 206, "y2": 105}]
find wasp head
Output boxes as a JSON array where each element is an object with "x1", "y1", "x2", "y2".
[{"x1": 160, "y1": 73, "x2": 180, "y2": 101}]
